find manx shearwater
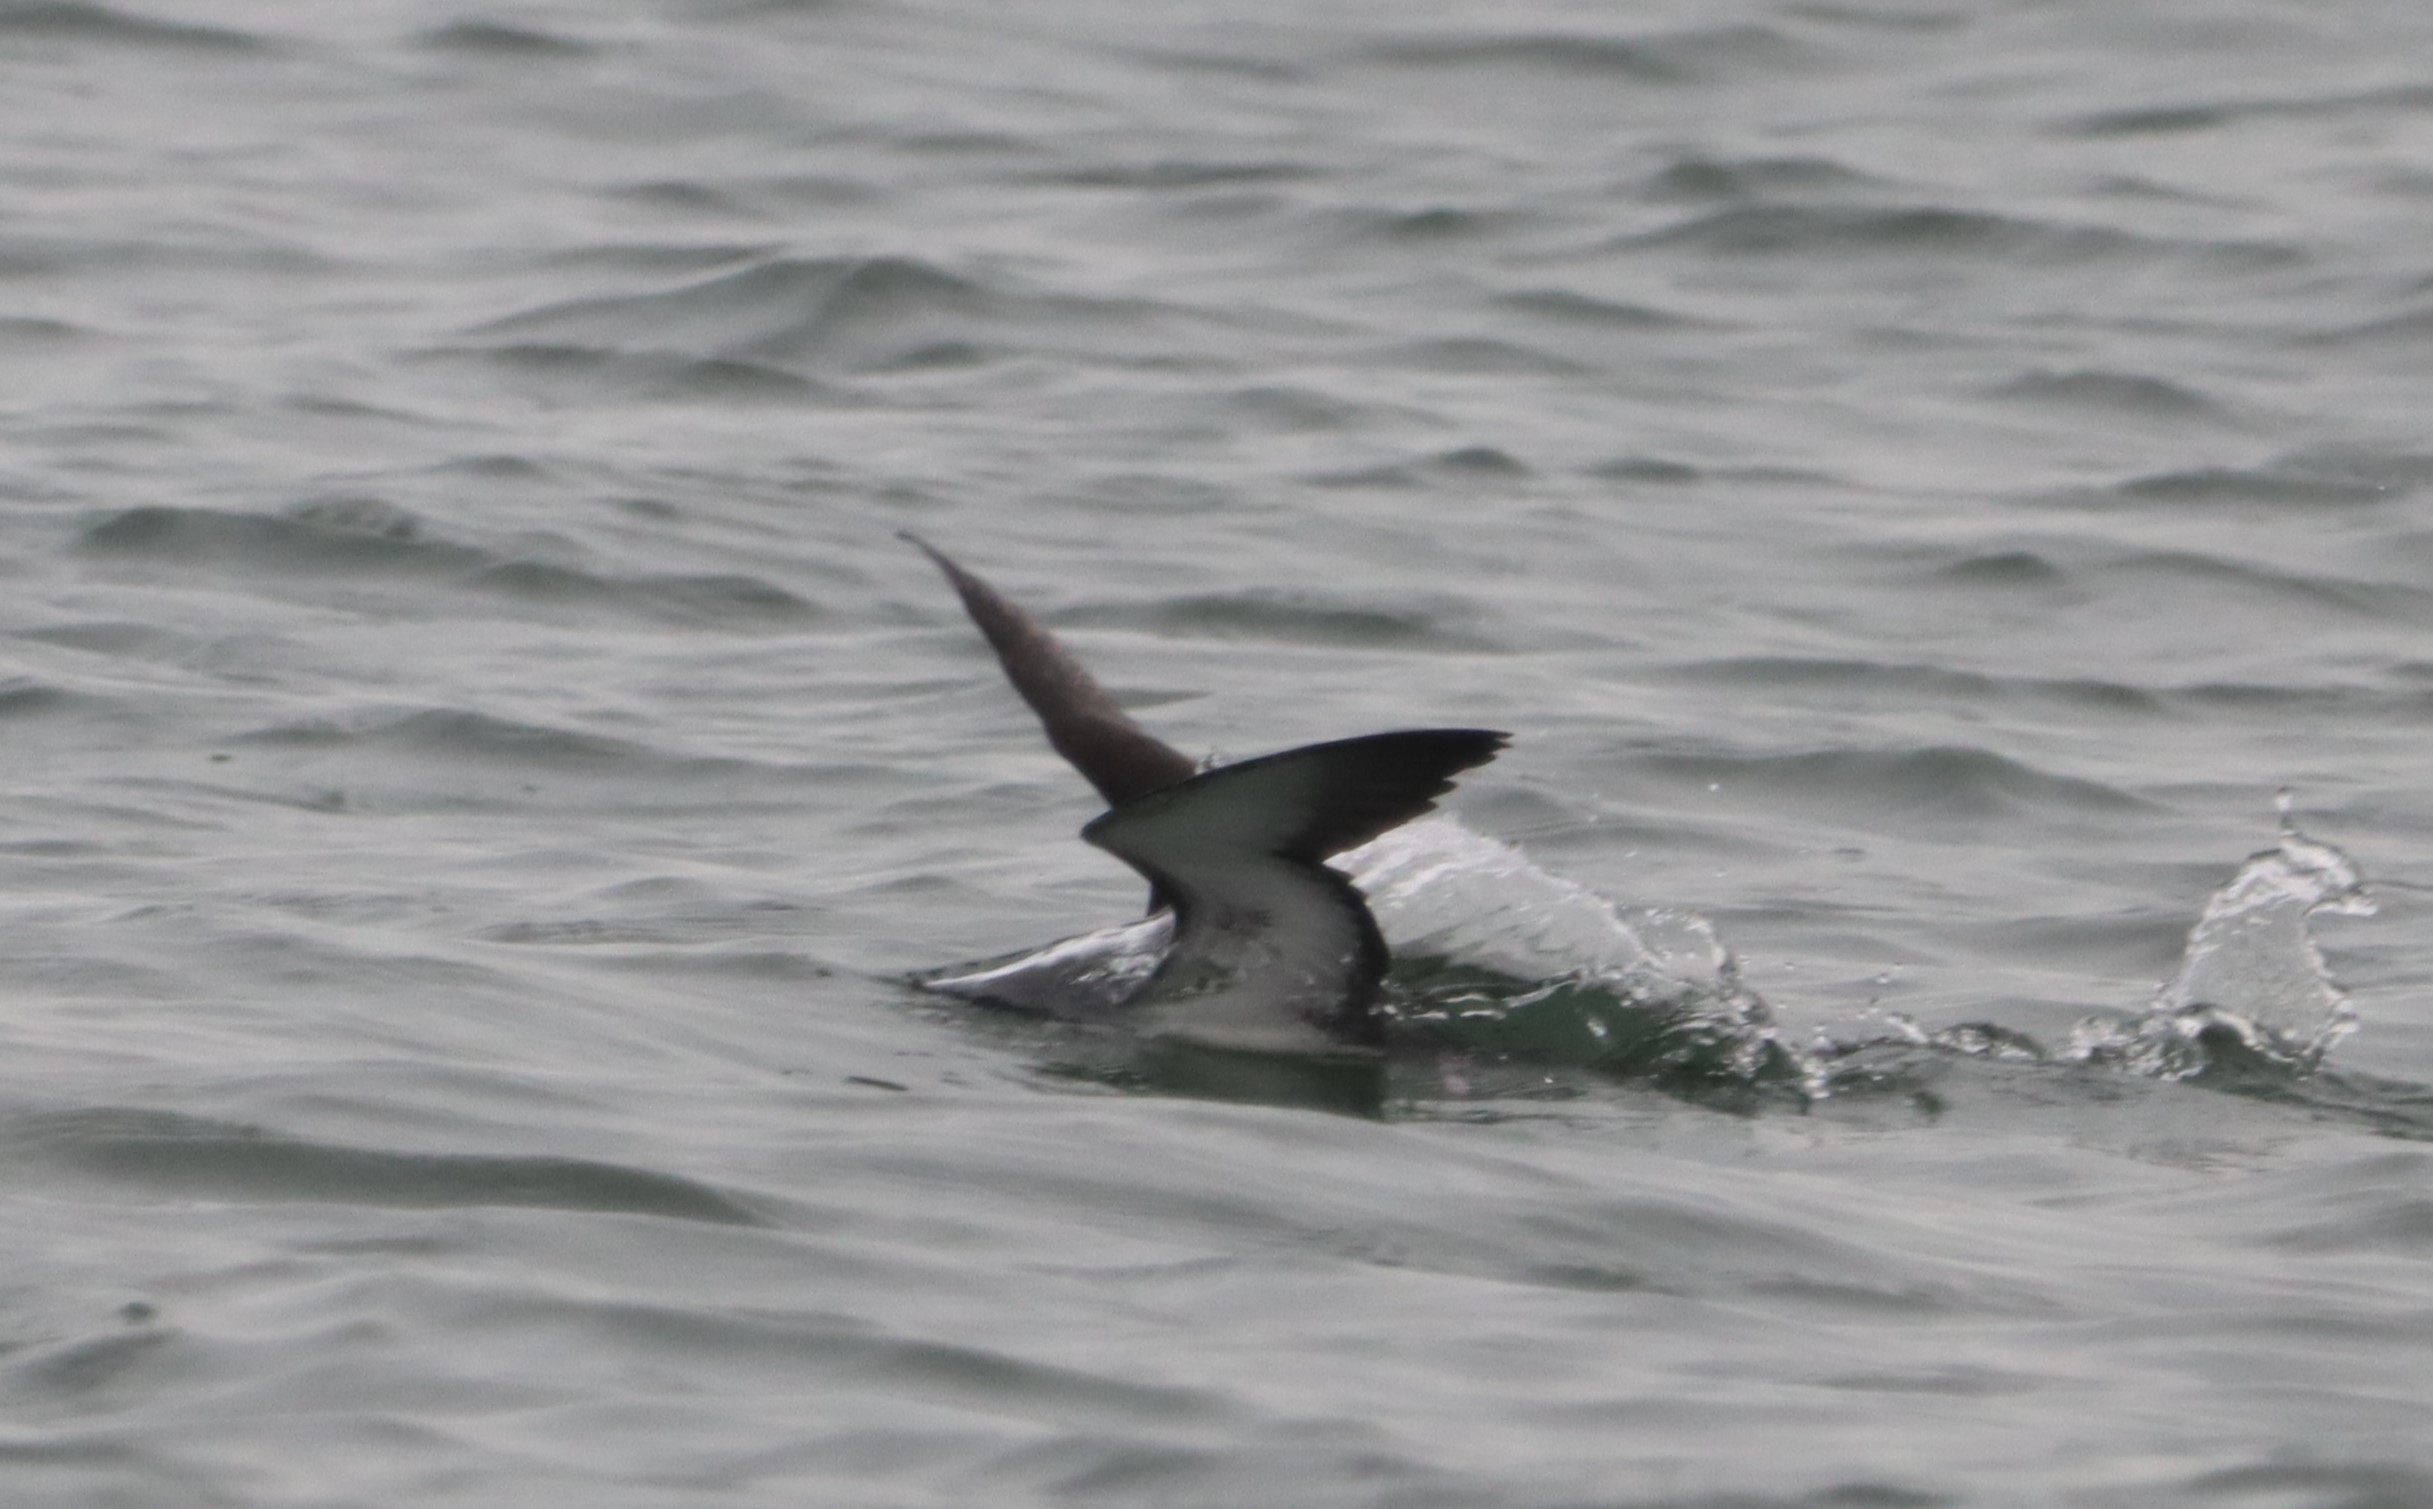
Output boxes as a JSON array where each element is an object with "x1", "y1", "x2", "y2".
[{"x1": 903, "y1": 533, "x2": 1506, "y2": 1056}]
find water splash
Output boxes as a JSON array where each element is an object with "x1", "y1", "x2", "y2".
[
  {"x1": 2063, "y1": 795, "x2": 2371, "y2": 1080},
  {"x1": 1343, "y1": 817, "x2": 1813, "y2": 1094},
  {"x1": 1348, "y1": 816, "x2": 1655, "y2": 985}
]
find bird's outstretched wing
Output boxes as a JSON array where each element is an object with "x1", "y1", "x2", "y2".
[
  {"x1": 901, "y1": 532, "x2": 1197, "y2": 807},
  {"x1": 1082, "y1": 728, "x2": 1508, "y2": 1054}
]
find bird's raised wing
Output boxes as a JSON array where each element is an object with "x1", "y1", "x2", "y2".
[{"x1": 902, "y1": 532, "x2": 1197, "y2": 807}]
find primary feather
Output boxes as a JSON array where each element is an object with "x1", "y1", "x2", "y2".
[
  {"x1": 1083, "y1": 730, "x2": 1507, "y2": 1053},
  {"x1": 901, "y1": 531, "x2": 1196, "y2": 806}
]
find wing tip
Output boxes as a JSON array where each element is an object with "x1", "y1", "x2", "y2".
[
  {"x1": 899, "y1": 529, "x2": 976, "y2": 589},
  {"x1": 1323, "y1": 723, "x2": 1511, "y2": 794},
  {"x1": 1414, "y1": 726, "x2": 1509, "y2": 770}
]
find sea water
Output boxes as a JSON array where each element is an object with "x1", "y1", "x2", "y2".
[{"x1": 2, "y1": 1, "x2": 2431, "y2": 1504}]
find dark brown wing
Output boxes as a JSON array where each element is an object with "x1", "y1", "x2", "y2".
[
  {"x1": 1081, "y1": 729, "x2": 1508, "y2": 1049},
  {"x1": 902, "y1": 532, "x2": 1198, "y2": 807}
]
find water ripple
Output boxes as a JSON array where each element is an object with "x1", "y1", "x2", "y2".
[
  {"x1": 469, "y1": 254, "x2": 1194, "y2": 377},
  {"x1": 415, "y1": 20, "x2": 598, "y2": 58},
  {"x1": 76, "y1": 501, "x2": 817, "y2": 628},
  {"x1": 1671, "y1": 657, "x2": 2165, "y2": 715},
  {"x1": 2069, "y1": 83, "x2": 2433, "y2": 137},
  {"x1": 1638, "y1": 744, "x2": 2151, "y2": 824},
  {"x1": 1988, "y1": 368, "x2": 2235, "y2": 423},
  {"x1": 1071, "y1": 591, "x2": 1493, "y2": 649},
  {"x1": 0, "y1": 1, "x2": 263, "y2": 52},
  {"x1": 9, "y1": 1109, "x2": 765, "y2": 1225},
  {"x1": 1628, "y1": 203, "x2": 2298, "y2": 268},
  {"x1": 1360, "y1": 24, "x2": 1815, "y2": 82}
]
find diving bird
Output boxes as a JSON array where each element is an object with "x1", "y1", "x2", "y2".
[{"x1": 902, "y1": 533, "x2": 1506, "y2": 1055}]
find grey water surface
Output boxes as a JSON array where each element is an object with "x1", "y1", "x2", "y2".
[{"x1": 4, "y1": 0, "x2": 2432, "y2": 1504}]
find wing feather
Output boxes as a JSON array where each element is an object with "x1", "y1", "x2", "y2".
[
  {"x1": 903, "y1": 532, "x2": 1197, "y2": 807},
  {"x1": 1083, "y1": 729, "x2": 1507, "y2": 1052}
]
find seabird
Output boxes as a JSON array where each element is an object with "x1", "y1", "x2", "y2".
[{"x1": 903, "y1": 533, "x2": 1505, "y2": 1055}]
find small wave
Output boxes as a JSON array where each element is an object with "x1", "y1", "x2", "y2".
[
  {"x1": 2111, "y1": 456, "x2": 2419, "y2": 507},
  {"x1": 236, "y1": 707, "x2": 658, "y2": 772},
  {"x1": 2070, "y1": 84, "x2": 2433, "y2": 137},
  {"x1": 2308, "y1": 306, "x2": 2433, "y2": 351},
  {"x1": 1988, "y1": 369, "x2": 2234, "y2": 423},
  {"x1": 0, "y1": 1, "x2": 263, "y2": 51},
  {"x1": 2278, "y1": 446, "x2": 2433, "y2": 494},
  {"x1": 1327, "y1": 203, "x2": 1533, "y2": 245},
  {"x1": 427, "y1": 452, "x2": 550, "y2": 481},
  {"x1": 1366, "y1": 336, "x2": 1588, "y2": 377},
  {"x1": 415, "y1": 19, "x2": 598, "y2": 57},
  {"x1": 2070, "y1": 104, "x2": 2241, "y2": 138},
  {"x1": 1072, "y1": 591, "x2": 1482, "y2": 649},
  {"x1": 2240, "y1": 1071, "x2": 2433, "y2": 1144},
  {"x1": 2166, "y1": 680, "x2": 2433, "y2": 719},
  {"x1": 76, "y1": 500, "x2": 815, "y2": 628},
  {"x1": 1629, "y1": 203, "x2": 2296, "y2": 270},
  {"x1": 7, "y1": 1323, "x2": 175, "y2": 1400},
  {"x1": 1041, "y1": 158, "x2": 1312, "y2": 191},
  {"x1": 604, "y1": 180, "x2": 770, "y2": 216},
  {"x1": 10, "y1": 1108, "x2": 764, "y2": 1224},
  {"x1": 434, "y1": 341, "x2": 837, "y2": 403},
  {"x1": 1586, "y1": 455, "x2": 1704, "y2": 484},
  {"x1": 1924, "y1": 549, "x2": 2067, "y2": 587},
  {"x1": 2186, "y1": 1463, "x2": 2433, "y2": 1506},
  {"x1": 80, "y1": 498, "x2": 476, "y2": 575},
  {"x1": 1636, "y1": 744, "x2": 2149, "y2": 826},
  {"x1": 2093, "y1": 550, "x2": 2420, "y2": 617},
  {"x1": 715, "y1": 0, "x2": 867, "y2": 20},
  {"x1": 1361, "y1": 24, "x2": 1812, "y2": 82},
  {"x1": 481, "y1": 253, "x2": 978, "y2": 337},
  {"x1": 534, "y1": 241, "x2": 789, "y2": 275},
  {"x1": 1312, "y1": 444, "x2": 1553, "y2": 490},
  {"x1": 467, "y1": 561, "x2": 818, "y2": 625},
  {"x1": 1208, "y1": 384, "x2": 1378, "y2": 433},
  {"x1": 1784, "y1": 2, "x2": 1967, "y2": 33},
  {"x1": 1648, "y1": 154, "x2": 1890, "y2": 201},
  {"x1": 1631, "y1": 203, "x2": 2125, "y2": 259},
  {"x1": 1495, "y1": 289, "x2": 1704, "y2": 331},
  {"x1": 1668, "y1": 657, "x2": 2164, "y2": 715},
  {"x1": 1433, "y1": 444, "x2": 1530, "y2": 476},
  {"x1": 1362, "y1": 33, "x2": 1690, "y2": 81},
  {"x1": 0, "y1": 314, "x2": 83, "y2": 343},
  {"x1": 472, "y1": 255, "x2": 1061, "y2": 374},
  {"x1": 0, "y1": 677, "x2": 102, "y2": 721}
]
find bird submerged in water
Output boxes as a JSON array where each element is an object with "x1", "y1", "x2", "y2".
[{"x1": 902, "y1": 533, "x2": 1506, "y2": 1057}]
